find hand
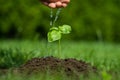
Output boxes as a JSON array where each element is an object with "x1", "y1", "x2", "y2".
[{"x1": 41, "y1": 0, "x2": 70, "y2": 8}]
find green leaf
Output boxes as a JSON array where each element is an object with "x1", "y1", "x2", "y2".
[
  {"x1": 47, "y1": 29, "x2": 62, "y2": 42},
  {"x1": 59, "y1": 25, "x2": 71, "y2": 34},
  {"x1": 49, "y1": 27, "x2": 59, "y2": 31}
]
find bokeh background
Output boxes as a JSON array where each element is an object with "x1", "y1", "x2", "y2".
[{"x1": 0, "y1": 0, "x2": 120, "y2": 42}]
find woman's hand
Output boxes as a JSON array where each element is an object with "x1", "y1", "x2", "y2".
[{"x1": 41, "y1": 0, "x2": 70, "y2": 8}]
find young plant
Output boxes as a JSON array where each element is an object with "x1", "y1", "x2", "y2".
[{"x1": 47, "y1": 24, "x2": 71, "y2": 56}]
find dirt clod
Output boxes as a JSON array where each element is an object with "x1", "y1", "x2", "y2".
[{"x1": 18, "y1": 56, "x2": 97, "y2": 76}]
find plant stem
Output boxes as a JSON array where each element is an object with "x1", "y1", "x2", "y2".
[{"x1": 58, "y1": 39, "x2": 61, "y2": 57}]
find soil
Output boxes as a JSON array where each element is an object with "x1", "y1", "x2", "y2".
[
  {"x1": 0, "y1": 56, "x2": 97, "y2": 79},
  {"x1": 18, "y1": 56, "x2": 97, "y2": 76}
]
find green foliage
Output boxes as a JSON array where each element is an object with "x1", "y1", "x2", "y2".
[
  {"x1": 47, "y1": 25, "x2": 71, "y2": 42},
  {"x1": 0, "y1": 40, "x2": 120, "y2": 80},
  {"x1": 59, "y1": 25, "x2": 71, "y2": 34},
  {"x1": 101, "y1": 71, "x2": 112, "y2": 80},
  {"x1": 0, "y1": 0, "x2": 48, "y2": 39},
  {"x1": 48, "y1": 27, "x2": 61, "y2": 42},
  {"x1": 47, "y1": 25, "x2": 71, "y2": 56},
  {"x1": 0, "y1": 48, "x2": 35, "y2": 68},
  {"x1": 0, "y1": 0, "x2": 120, "y2": 42}
]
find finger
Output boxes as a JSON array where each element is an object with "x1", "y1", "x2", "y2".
[
  {"x1": 55, "y1": 1, "x2": 62, "y2": 7},
  {"x1": 48, "y1": 3, "x2": 56, "y2": 8},
  {"x1": 61, "y1": 0, "x2": 70, "y2": 3},
  {"x1": 62, "y1": 3, "x2": 67, "y2": 7}
]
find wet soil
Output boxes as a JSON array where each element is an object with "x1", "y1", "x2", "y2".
[{"x1": 18, "y1": 56, "x2": 97, "y2": 76}]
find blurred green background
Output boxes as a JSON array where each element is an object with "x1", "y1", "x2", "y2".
[{"x1": 0, "y1": 0, "x2": 120, "y2": 42}]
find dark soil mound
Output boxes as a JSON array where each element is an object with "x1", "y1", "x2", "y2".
[{"x1": 18, "y1": 56, "x2": 97, "y2": 76}]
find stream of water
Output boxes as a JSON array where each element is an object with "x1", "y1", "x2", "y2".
[
  {"x1": 50, "y1": 8, "x2": 62, "y2": 27},
  {"x1": 47, "y1": 8, "x2": 62, "y2": 56}
]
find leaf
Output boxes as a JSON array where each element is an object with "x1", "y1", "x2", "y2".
[
  {"x1": 49, "y1": 27, "x2": 59, "y2": 31},
  {"x1": 59, "y1": 25, "x2": 71, "y2": 34},
  {"x1": 47, "y1": 29, "x2": 62, "y2": 42}
]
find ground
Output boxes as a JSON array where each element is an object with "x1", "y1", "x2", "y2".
[
  {"x1": 19, "y1": 56, "x2": 96, "y2": 75},
  {"x1": 0, "y1": 40, "x2": 120, "y2": 80}
]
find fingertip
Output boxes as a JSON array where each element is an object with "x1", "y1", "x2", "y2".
[
  {"x1": 62, "y1": 3, "x2": 67, "y2": 7},
  {"x1": 62, "y1": 0, "x2": 70, "y2": 3},
  {"x1": 48, "y1": 3, "x2": 56, "y2": 8},
  {"x1": 56, "y1": 1, "x2": 62, "y2": 7}
]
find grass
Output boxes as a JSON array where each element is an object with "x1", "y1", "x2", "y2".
[{"x1": 0, "y1": 40, "x2": 120, "y2": 80}]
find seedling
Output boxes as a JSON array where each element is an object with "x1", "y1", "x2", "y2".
[{"x1": 47, "y1": 24, "x2": 71, "y2": 56}]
